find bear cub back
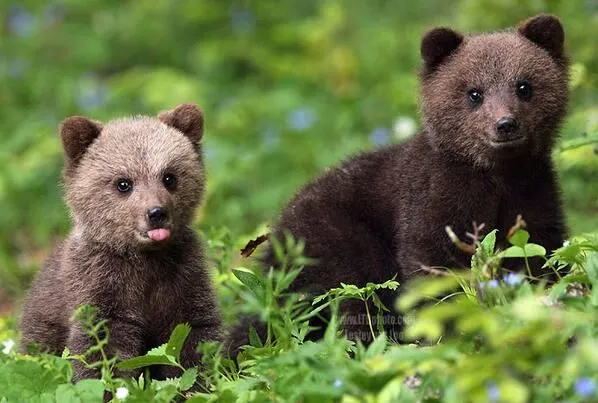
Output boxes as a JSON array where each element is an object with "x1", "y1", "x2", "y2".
[
  {"x1": 228, "y1": 14, "x2": 570, "y2": 353},
  {"x1": 20, "y1": 104, "x2": 222, "y2": 381}
]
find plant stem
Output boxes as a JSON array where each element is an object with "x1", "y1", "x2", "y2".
[
  {"x1": 524, "y1": 254, "x2": 532, "y2": 278},
  {"x1": 363, "y1": 299, "x2": 376, "y2": 341}
]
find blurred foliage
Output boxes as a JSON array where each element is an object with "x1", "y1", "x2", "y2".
[
  {"x1": 0, "y1": 0, "x2": 597, "y2": 298},
  {"x1": 2, "y1": 227, "x2": 598, "y2": 402}
]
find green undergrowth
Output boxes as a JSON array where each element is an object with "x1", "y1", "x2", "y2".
[{"x1": 1, "y1": 228, "x2": 598, "y2": 403}]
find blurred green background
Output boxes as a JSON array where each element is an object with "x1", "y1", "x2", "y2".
[{"x1": 0, "y1": 0, "x2": 597, "y2": 306}]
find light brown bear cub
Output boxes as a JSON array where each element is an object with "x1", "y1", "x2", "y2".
[{"x1": 20, "y1": 104, "x2": 222, "y2": 381}]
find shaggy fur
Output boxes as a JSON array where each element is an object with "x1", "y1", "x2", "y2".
[
  {"x1": 228, "y1": 14, "x2": 569, "y2": 354},
  {"x1": 20, "y1": 104, "x2": 222, "y2": 381}
]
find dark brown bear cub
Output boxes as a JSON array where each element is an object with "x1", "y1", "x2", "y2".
[
  {"x1": 20, "y1": 104, "x2": 222, "y2": 380},
  {"x1": 229, "y1": 14, "x2": 569, "y2": 352}
]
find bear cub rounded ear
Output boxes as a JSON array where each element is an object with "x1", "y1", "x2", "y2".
[
  {"x1": 421, "y1": 27, "x2": 464, "y2": 75},
  {"x1": 60, "y1": 116, "x2": 103, "y2": 168},
  {"x1": 158, "y1": 104, "x2": 204, "y2": 146},
  {"x1": 518, "y1": 14, "x2": 565, "y2": 63}
]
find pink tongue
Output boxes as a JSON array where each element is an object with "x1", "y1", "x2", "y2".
[{"x1": 147, "y1": 228, "x2": 171, "y2": 242}]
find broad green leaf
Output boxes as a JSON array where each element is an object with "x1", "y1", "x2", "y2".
[
  {"x1": 481, "y1": 229, "x2": 498, "y2": 253},
  {"x1": 54, "y1": 380, "x2": 104, "y2": 403},
  {"x1": 117, "y1": 354, "x2": 177, "y2": 370},
  {"x1": 501, "y1": 246, "x2": 526, "y2": 258},
  {"x1": 585, "y1": 252, "x2": 598, "y2": 285},
  {"x1": 524, "y1": 244, "x2": 546, "y2": 257},
  {"x1": 472, "y1": 229, "x2": 498, "y2": 270},
  {"x1": 499, "y1": 377, "x2": 529, "y2": 403},
  {"x1": 179, "y1": 368, "x2": 198, "y2": 391},
  {"x1": 233, "y1": 269, "x2": 264, "y2": 294},
  {"x1": 166, "y1": 323, "x2": 192, "y2": 361},
  {"x1": 501, "y1": 244, "x2": 546, "y2": 258},
  {"x1": 509, "y1": 229, "x2": 530, "y2": 247},
  {"x1": 0, "y1": 358, "x2": 69, "y2": 402}
]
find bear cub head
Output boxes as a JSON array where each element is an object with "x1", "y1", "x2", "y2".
[
  {"x1": 420, "y1": 14, "x2": 569, "y2": 169},
  {"x1": 60, "y1": 104, "x2": 205, "y2": 251}
]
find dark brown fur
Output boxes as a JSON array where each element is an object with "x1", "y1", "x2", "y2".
[
  {"x1": 20, "y1": 104, "x2": 222, "y2": 381},
  {"x1": 228, "y1": 15, "x2": 569, "y2": 353}
]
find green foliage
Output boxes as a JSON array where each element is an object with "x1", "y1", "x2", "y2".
[
  {"x1": 1, "y1": 1, "x2": 598, "y2": 402},
  {"x1": 2, "y1": 230, "x2": 598, "y2": 401},
  {"x1": 118, "y1": 324, "x2": 190, "y2": 371},
  {"x1": 313, "y1": 279, "x2": 399, "y2": 340},
  {"x1": 1, "y1": 0, "x2": 597, "y2": 297}
]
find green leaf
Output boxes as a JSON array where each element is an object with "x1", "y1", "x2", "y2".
[
  {"x1": 0, "y1": 358, "x2": 70, "y2": 402},
  {"x1": 54, "y1": 380, "x2": 104, "y2": 403},
  {"x1": 248, "y1": 326, "x2": 264, "y2": 348},
  {"x1": 585, "y1": 252, "x2": 598, "y2": 286},
  {"x1": 166, "y1": 323, "x2": 192, "y2": 361},
  {"x1": 501, "y1": 244, "x2": 546, "y2": 259},
  {"x1": 365, "y1": 333, "x2": 387, "y2": 358},
  {"x1": 502, "y1": 246, "x2": 526, "y2": 258},
  {"x1": 481, "y1": 229, "x2": 498, "y2": 254},
  {"x1": 523, "y1": 244, "x2": 546, "y2": 257},
  {"x1": 179, "y1": 368, "x2": 198, "y2": 391},
  {"x1": 233, "y1": 269, "x2": 264, "y2": 294},
  {"x1": 117, "y1": 354, "x2": 177, "y2": 370},
  {"x1": 397, "y1": 276, "x2": 460, "y2": 311},
  {"x1": 472, "y1": 229, "x2": 498, "y2": 270},
  {"x1": 509, "y1": 229, "x2": 530, "y2": 248},
  {"x1": 587, "y1": 253, "x2": 598, "y2": 305}
]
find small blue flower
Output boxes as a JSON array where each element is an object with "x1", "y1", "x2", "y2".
[
  {"x1": 487, "y1": 279, "x2": 499, "y2": 288},
  {"x1": 204, "y1": 145, "x2": 217, "y2": 161},
  {"x1": 368, "y1": 127, "x2": 391, "y2": 146},
  {"x1": 486, "y1": 382, "x2": 500, "y2": 402},
  {"x1": 503, "y1": 273, "x2": 522, "y2": 286},
  {"x1": 44, "y1": 3, "x2": 65, "y2": 25},
  {"x1": 8, "y1": 5, "x2": 35, "y2": 37},
  {"x1": 333, "y1": 378, "x2": 343, "y2": 388},
  {"x1": 8, "y1": 59, "x2": 28, "y2": 78},
  {"x1": 575, "y1": 377, "x2": 596, "y2": 397},
  {"x1": 77, "y1": 76, "x2": 108, "y2": 110},
  {"x1": 230, "y1": 5, "x2": 255, "y2": 34},
  {"x1": 262, "y1": 127, "x2": 280, "y2": 148},
  {"x1": 77, "y1": 87, "x2": 107, "y2": 110},
  {"x1": 288, "y1": 108, "x2": 317, "y2": 131}
]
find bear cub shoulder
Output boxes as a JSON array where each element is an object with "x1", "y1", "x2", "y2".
[{"x1": 20, "y1": 104, "x2": 222, "y2": 381}]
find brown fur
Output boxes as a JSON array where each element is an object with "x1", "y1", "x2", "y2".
[
  {"x1": 20, "y1": 104, "x2": 222, "y2": 381},
  {"x1": 228, "y1": 14, "x2": 569, "y2": 354}
]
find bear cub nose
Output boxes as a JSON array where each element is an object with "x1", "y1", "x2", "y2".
[
  {"x1": 496, "y1": 117, "x2": 519, "y2": 138},
  {"x1": 147, "y1": 206, "x2": 169, "y2": 227}
]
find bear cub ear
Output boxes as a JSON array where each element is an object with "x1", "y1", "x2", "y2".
[
  {"x1": 158, "y1": 104, "x2": 204, "y2": 146},
  {"x1": 60, "y1": 116, "x2": 103, "y2": 169},
  {"x1": 518, "y1": 14, "x2": 565, "y2": 63},
  {"x1": 421, "y1": 27, "x2": 464, "y2": 75}
]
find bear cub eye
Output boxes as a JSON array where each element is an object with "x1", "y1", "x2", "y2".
[
  {"x1": 116, "y1": 178, "x2": 133, "y2": 193},
  {"x1": 163, "y1": 173, "x2": 177, "y2": 190},
  {"x1": 516, "y1": 80, "x2": 533, "y2": 101},
  {"x1": 467, "y1": 88, "x2": 484, "y2": 107}
]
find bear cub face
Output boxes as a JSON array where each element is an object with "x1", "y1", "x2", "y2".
[
  {"x1": 60, "y1": 104, "x2": 205, "y2": 251},
  {"x1": 420, "y1": 15, "x2": 569, "y2": 169}
]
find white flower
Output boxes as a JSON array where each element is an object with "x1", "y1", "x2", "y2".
[
  {"x1": 393, "y1": 116, "x2": 417, "y2": 141},
  {"x1": 115, "y1": 387, "x2": 129, "y2": 400},
  {"x1": 562, "y1": 240, "x2": 571, "y2": 247},
  {"x1": 2, "y1": 339, "x2": 15, "y2": 355}
]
